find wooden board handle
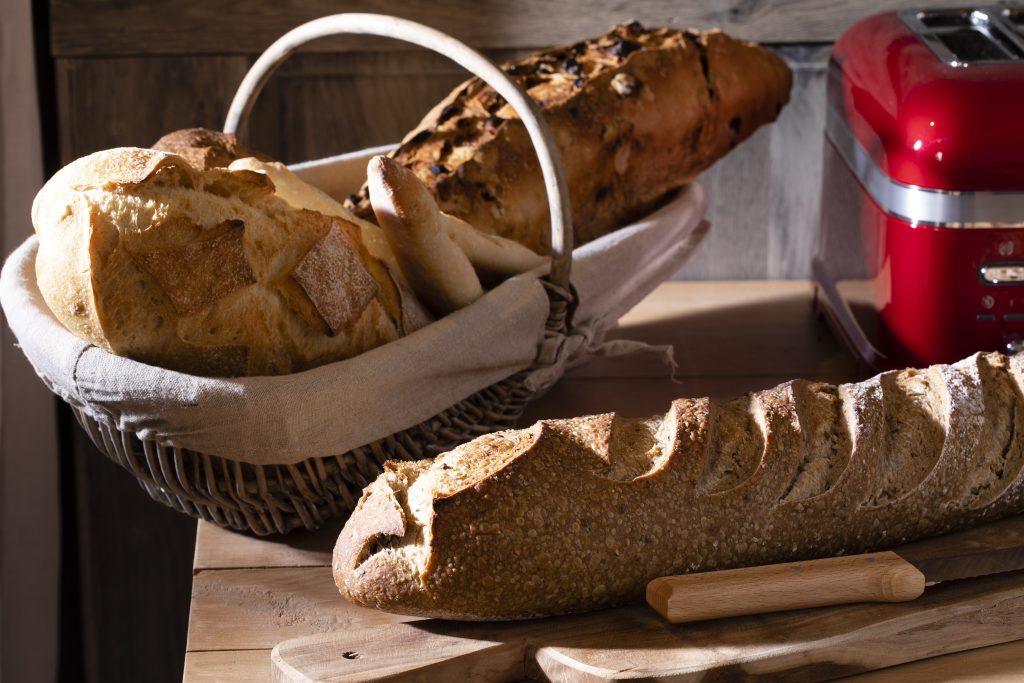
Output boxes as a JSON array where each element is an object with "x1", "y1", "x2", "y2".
[{"x1": 646, "y1": 551, "x2": 926, "y2": 624}]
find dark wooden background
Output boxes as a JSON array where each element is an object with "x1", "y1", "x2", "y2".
[{"x1": 41, "y1": 1, "x2": 978, "y2": 680}]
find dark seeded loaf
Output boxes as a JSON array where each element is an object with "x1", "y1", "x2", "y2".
[
  {"x1": 333, "y1": 351, "x2": 1024, "y2": 620},
  {"x1": 345, "y1": 23, "x2": 792, "y2": 253}
]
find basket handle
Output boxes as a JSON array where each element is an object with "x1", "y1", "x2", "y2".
[{"x1": 224, "y1": 13, "x2": 573, "y2": 292}]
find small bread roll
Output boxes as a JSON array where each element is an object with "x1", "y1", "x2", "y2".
[
  {"x1": 152, "y1": 127, "x2": 269, "y2": 170},
  {"x1": 367, "y1": 156, "x2": 485, "y2": 317}
]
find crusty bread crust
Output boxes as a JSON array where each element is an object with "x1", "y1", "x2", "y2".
[
  {"x1": 152, "y1": 127, "x2": 270, "y2": 170},
  {"x1": 334, "y1": 352, "x2": 1024, "y2": 620},
  {"x1": 32, "y1": 147, "x2": 411, "y2": 376},
  {"x1": 346, "y1": 23, "x2": 792, "y2": 253},
  {"x1": 226, "y1": 156, "x2": 434, "y2": 334}
]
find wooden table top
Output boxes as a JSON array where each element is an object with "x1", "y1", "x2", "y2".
[{"x1": 183, "y1": 280, "x2": 1024, "y2": 682}]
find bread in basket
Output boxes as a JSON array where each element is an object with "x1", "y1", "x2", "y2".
[{"x1": 1, "y1": 14, "x2": 790, "y2": 534}]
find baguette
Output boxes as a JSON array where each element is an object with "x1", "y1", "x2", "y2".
[
  {"x1": 334, "y1": 351, "x2": 1024, "y2": 620},
  {"x1": 345, "y1": 23, "x2": 792, "y2": 253}
]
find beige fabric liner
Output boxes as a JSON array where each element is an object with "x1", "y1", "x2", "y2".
[{"x1": 1, "y1": 148, "x2": 708, "y2": 465}]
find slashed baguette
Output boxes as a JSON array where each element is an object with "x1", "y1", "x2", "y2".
[
  {"x1": 346, "y1": 23, "x2": 792, "y2": 253},
  {"x1": 334, "y1": 351, "x2": 1024, "y2": 620}
]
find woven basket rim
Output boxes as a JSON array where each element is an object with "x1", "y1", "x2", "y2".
[{"x1": 1, "y1": 233, "x2": 567, "y2": 462}]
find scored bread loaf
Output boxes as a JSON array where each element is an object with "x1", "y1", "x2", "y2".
[
  {"x1": 334, "y1": 351, "x2": 1024, "y2": 620},
  {"x1": 154, "y1": 128, "x2": 404, "y2": 276},
  {"x1": 346, "y1": 22, "x2": 792, "y2": 253},
  {"x1": 31, "y1": 147, "x2": 420, "y2": 376}
]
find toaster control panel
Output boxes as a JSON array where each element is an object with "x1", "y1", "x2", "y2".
[
  {"x1": 901, "y1": 7, "x2": 1024, "y2": 66},
  {"x1": 979, "y1": 263, "x2": 1024, "y2": 285}
]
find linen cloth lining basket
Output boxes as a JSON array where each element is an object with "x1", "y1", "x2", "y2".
[{"x1": 0, "y1": 14, "x2": 709, "y2": 535}]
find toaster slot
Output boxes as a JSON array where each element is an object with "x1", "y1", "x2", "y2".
[
  {"x1": 938, "y1": 27, "x2": 1018, "y2": 61},
  {"x1": 1005, "y1": 8, "x2": 1024, "y2": 34},
  {"x1": 901, "y1": 7, "x2": 1024, "y2": 65},
  {"x1": 919, "y1": 9, "x2": 978, "y2": 28}
]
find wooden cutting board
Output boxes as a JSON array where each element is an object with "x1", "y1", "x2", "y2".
[{"x1": 272, "y1": 568, "x2": 1024, "y2": 681}]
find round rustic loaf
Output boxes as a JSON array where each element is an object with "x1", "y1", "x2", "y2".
[{"x1": 31, "y1": 147, "x2": 419, "y2": 376}]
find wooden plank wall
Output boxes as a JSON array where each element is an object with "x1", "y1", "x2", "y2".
[{"x1": 42, "y1": 2, "x2": 968, "y2": 682}]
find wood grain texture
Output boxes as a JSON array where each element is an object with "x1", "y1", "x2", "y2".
[
  {"x1": 182, "y1": 650, "x2": 272, "y2": 683},
  {"x1": 188, "y1": 567, "x2": 419, "y2": 651},
  {"x1": 49, "y1": 0, "x2": 972, "y2": 56},
  {"x1": 647, "y1": 552, "x2": 925, "y2": 624},
  {"x1": 246, "y1": 55, "x2": 468, "y2": 164},
  {"x1": 193, "y1": 519, "x2": 339, "y2": 571},
  {"x1": 270, "y1": 570, "x2": 1024, "y2": 682},
  {"x1": 54, "y1": 55, "x2": 251, "y2": 164},
  {"x1": 850, "y1": 638, "x2": 1024, "y2": 682}
]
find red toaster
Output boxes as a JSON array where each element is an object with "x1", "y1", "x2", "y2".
[{"x1": 814, "y1": 6, "x2": 1024, "y2": 370}]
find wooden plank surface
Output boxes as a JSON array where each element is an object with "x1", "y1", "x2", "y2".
[
  {"x1": 182, "y1": 650, "x2": 272, "y2": 683},
  {"x1": 575, "y1": 280, "x2": 851, "y2": 379},
  {"x1": 54, "y1": 55, "x2": 251, "y2": 165},
  {"x1": 184, "y1": 565, "x2": 1024, "y2": 679},
  {"x1": 850, "y1": 639, "x2": 1024, "y2": 682},
  {"x1": 188, "y1": 567, "x2": 419, "y2": 652},
  {"x1": 271, "y1": 571, "x2": 1024, "y2": 682},
  {"x1": 50, "y1": 0, "x2": 969, "y2": 56},
  {"x1": 193, "y1": 519, "x2": 338, "y2": 572}
]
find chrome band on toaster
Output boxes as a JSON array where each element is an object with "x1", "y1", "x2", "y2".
[{"x1": 826, "y1": 107, "x2": 1024, "y2": 228}]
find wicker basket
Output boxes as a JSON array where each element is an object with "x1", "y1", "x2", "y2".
[
  {"x1": 43, "y1": 14, "x2": 579, "y2": 536},
  {"x1": 3, "y1": 14, "x2": 708, "y2": 536}
]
